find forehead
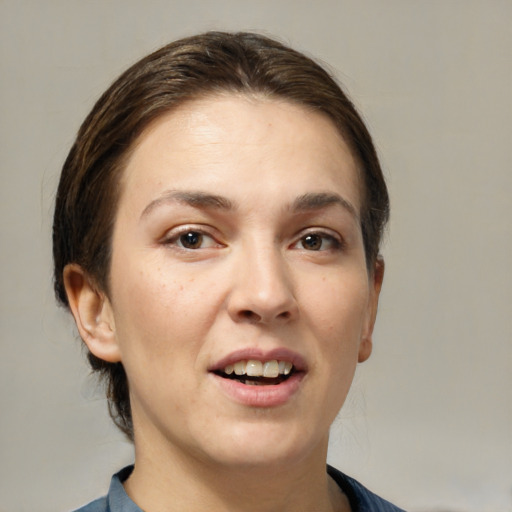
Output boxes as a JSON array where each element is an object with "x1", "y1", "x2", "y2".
[{"x1": 119, "y1": 94, "x2": 362, "y2": 215}]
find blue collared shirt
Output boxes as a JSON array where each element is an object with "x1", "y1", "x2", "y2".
[{"x1": 73, "y1": 465, "x2": 406, "y2": 512}]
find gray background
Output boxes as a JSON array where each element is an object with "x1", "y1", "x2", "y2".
[{"x1": 1, "y1": 1, "x2": 511, "y2": 511}]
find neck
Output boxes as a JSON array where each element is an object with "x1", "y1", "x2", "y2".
[{"x1": 124, "y1": 429, "x2": 349, "y2": 512}]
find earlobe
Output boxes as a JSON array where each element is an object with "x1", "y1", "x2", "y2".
[
  {"x1": 63, "y1": 264, "x2": 121, "y2": 363},
  {"x1": 358, "y1": 256, "x2": 385, "y2": 363}
]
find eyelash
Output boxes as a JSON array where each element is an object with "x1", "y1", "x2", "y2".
[
  {"x1": 161, "y1": 227, "x2": 343, "y2": 252},
  {"x1": 161, "y1": 226, "x2": 221, "y2": 250},
  {"x1": 292, "y1": 230, "x2": 343, "y2": 252}
]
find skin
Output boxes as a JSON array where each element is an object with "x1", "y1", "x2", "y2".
[{"x1": 64, "y1": 94, "x2": 384, "y2": 512}]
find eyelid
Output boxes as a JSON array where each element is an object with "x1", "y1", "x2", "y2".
[
  {"x1": 160, "y1": 225, "x2": 223, "y2": 249},
  {"x1": 291, "y1": 228, "x2": 344, "y2": 251}
]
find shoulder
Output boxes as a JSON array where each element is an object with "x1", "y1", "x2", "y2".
[
  {"x1": 327, "y1": 465, "x2": 406, "y2": 512},
  {"x1": 71, "y1": 496, "x2": 108, "y2": 512}
]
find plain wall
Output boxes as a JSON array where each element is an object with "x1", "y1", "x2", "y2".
[{"x1": 1, "y1": 1, "x2": 511, "y2": 511}]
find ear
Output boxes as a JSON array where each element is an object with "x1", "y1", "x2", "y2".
[
  {"x1": 358, "y1": 256, "x2": 385, "y2": 363},
  {"x1": 63, "y1": 263, "x2": 121, "y2": 363}
]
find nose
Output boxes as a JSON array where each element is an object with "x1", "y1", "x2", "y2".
[{"x1": 227, "y1": 242, "x2": 298, "y2": 325}]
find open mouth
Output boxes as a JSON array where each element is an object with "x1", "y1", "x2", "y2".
[{"x1": 214, "y1": 359, "x2": 295, "y2": 386}]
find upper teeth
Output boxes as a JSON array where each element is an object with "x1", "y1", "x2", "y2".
[{"x1": 224, "y1": 360, "x2": 293, "y2": 378}]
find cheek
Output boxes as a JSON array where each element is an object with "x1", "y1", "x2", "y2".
[
  {"x1": 302, "y1": 270, "x2": 370, "y2": 340},
  {"x1": 109, "y1": 257, "x2": 219, "y2": 360},
  {"x1": 109, "y1": 264, "x2": 211, "y2": 412}
]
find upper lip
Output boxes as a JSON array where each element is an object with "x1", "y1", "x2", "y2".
[{"x1": 208, "y1": 347, "x2": 307, "y2": 373}]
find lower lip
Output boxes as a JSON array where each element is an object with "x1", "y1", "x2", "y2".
[{"x1": 211, "y1": 373, "x2": 304, "y2": 407}]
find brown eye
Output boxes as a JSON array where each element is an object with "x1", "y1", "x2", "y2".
[
  {"x1": 179, "y1": 231, "x2": 203, "y2": 249},
  {"x1": 296, "y1": 232, "x2": 341, "y2": 252},
  {"x1": 301, "y1": 234, "x2": 323, "y2": 251},
  {"x1": 164, "y1": 228, "x2": 220, "y2": 251}
]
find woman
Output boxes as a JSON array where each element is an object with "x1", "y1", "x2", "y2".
[{"x1": 53, "y1": 31, "x2": 403, "y2": 512}]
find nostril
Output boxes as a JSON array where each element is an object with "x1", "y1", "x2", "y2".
[
  {"x1": 237, "y1": 309, "x2": 291, "y2": 323},
  {"x1": 240, "y1": 310, "x2": 261, "y2": 322}
]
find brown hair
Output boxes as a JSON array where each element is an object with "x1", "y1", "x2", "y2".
[{"x1": 53, "y1": 31, "x2": 389, "y2": 440}]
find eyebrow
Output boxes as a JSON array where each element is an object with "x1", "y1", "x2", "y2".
[
  {"x1": 290, "y1": 192, "x2": 359, "y2": 220},
  {"x1": 140, "y1": 189, "x2": 358, "y2": 221},
  {"x1": 141, "y1": 190, "x2": 235, "y2": 219}
]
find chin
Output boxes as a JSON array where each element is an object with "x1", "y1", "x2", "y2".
[{"x1": 195, "y1": 418, "x2": 328, "y2": 470}]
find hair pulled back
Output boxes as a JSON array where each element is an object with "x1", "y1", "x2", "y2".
[{"x1": 53, "y1": 31, "x2": 389, "y2": 440}]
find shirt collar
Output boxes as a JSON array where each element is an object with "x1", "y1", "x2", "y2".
[{"x1": 106, "y1": 466, "x2": 142, "y2": 512}]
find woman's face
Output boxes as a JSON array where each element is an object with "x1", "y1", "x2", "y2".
[{"x1": 100, "y1": 95, "x2": 382, "y2": 468}]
